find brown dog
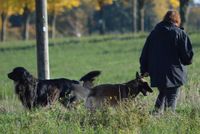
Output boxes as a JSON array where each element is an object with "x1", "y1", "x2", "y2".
[{"x1": 85, "y1": 72, "x2": 153, "y2": 109}]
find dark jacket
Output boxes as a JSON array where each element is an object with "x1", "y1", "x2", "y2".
[{"x1": 140, "y1": 21, "x2": 193, "y2": 88}]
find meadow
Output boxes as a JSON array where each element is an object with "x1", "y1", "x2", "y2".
[{"x1": 0, "y1": 33, "x2": 200, "y2": 134}]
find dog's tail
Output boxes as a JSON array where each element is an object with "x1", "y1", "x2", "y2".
[
  {"x1": 80, "y1": 71, "x2": 101, "y2": 88},
  {"x1": 80, "y1": 71, "x2": 101, "y2": 82}
]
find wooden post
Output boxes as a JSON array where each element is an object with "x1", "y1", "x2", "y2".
[{"x1": 35, "y1": 0, "x2": 50, "y2": 79}]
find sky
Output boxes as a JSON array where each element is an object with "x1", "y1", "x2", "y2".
[{"x1": 194, "y1": 0, "x2": 200, "y2": 4}]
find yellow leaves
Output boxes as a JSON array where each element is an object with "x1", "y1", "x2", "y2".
[
  {"x1": 104, "y1": 0, "x2": 113, "y2": 5},
  {"x1": 48, "y1": 0, "x2": 81, "y2": 14},
  {"x1": 83, "y1": 0, "x2": 113, "y2": 11},
  {"x1": 93, "y1": 0, "x2": 114, "y2": 11},
  {"x1": 17, "y1": 9, "x2": 24, "y2": 15},
  {"x1": 70, "y1": 0, "x2": 81, "y2": 7},
  {"x1": 64, "y1": 0, "x2": 80, "y2": 9},
  {"x1": 152, "y1": 0, "x2": 180, "y2": 21},
  {"x1": 13, "y1": 0, "x2": 35, "y2": 15},
  {"x1": 169, "y1": 0, "x2": 180, "y2": 9},
  {"x1": 0, "y1": 0, "x2": 13, "y2": 15},
  {"x1": 18, "y1": 0, "x2": 35, "y2": 10},
  {"x1": 0, "y1": 0, "x2": 29, "y2": 15},
  {"x1": 152, "y1": 0, "x2": 169, "y2": 21},
  {"x1": 94, "y1": 3, "x2": 101, "y2": 11},
  {"x1": 26, "y1": 1, "x2": 35, "y2": 12}
]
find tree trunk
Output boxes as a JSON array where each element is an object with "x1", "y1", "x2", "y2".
[
  {"x1": 50, "y1": 11, "x2": 56, "y2": 39},
  {"x1": 141, "y1": 8, "x2": 144, "y2": 31},
  {"x1": 22, "y1": 6, "x2": 31, "y2": 40},
  {"x1": 35, "y1": 0, "x2": 50, "y2": 80},
  {"x1": 132, "y1": 0, "x2": 137, "y2": 33},
  {"x1": 99, "y1": 8, "x2": 106, "y2": 35},
  {"x1": 138, "y1": 0, "x2": 145, "y2": 32},
  {"x1": 138, "y1": 7, "x2": 145, "y2": 32},
  {"x1": 87, "y1": 15, "x2": 93, "y2": 35},
  {"x1": 179, "y1": 0, "x2": 190, "y2": 28},
  {"x1": 1, "y1": 13, "x2": 7, "y2": 42}
]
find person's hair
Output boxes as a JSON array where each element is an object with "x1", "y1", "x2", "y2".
[{"x1": 163, "y1": 10, "x2": 181, "y2": 26}]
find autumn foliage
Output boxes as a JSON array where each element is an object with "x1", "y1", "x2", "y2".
[{"x1": 0, "y1": 0, "x2": 197, "y2": 41}]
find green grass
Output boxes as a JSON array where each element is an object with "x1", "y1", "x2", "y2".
[{"x1": 0, "y1": 33, "x2": 200, "y2": 134}]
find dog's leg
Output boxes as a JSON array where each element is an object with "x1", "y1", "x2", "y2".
[
  {"x1": 85, "y1": 96, "x2": 92, "y2": 109},
  {"x1": 85, "y1": 96, "x2": 96, "y2": 110}
]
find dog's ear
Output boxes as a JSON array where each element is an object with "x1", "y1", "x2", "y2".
[
  {"x1": 136, "y1": 72, "x2": 140, "y2": 79},
  {"x1": 22, "y1": 71, "x2": 27, "y2": 81},
  {"x1": 22, "y1": 71, "x2": 32, "y2": 82}
]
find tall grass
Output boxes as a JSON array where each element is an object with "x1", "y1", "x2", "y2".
[{"x1": 0, "y1": 33, "x2": 199, "y2": 133}]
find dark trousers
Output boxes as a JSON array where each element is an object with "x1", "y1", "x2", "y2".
[{"x1": 154, "y1": 86, "x2": 180, "y2": 113}]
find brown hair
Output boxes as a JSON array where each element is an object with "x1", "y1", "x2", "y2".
[{"x1": 163, "y1": 10, "x2": 181, "y2": 26}]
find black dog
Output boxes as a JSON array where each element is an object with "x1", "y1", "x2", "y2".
[
  {"x1": 8, "y1": 67, "x2": 100, "y2": 110},
  {"x1": 85, "y1": 72, "x2": 153, "y2": 108}
]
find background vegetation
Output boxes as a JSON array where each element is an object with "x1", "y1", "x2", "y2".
[
  {"x1": 0, "y1": 0, "x2": 200, "y2": 41},
  {"x1": 0, "y1": 33, "x2": 199, "y2": 133}
]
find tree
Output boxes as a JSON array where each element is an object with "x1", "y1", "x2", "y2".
[
  {"x1": 48, "y1": 0, "x2": 80, "y2": 38},
  {"x1": 132, "y1": 0, "x2": 137, "y2": 32},
  {"x1": 0, "y1": 0, "x2": 34, "y2": 41},
  {"x1": 0, "y1": 0, "x2": 16, "y2": 42},
  {"x1": 0, "y1": 11, "x2": 7, "y2": 42},
  {"x1": 97, "y1": 0, "x2": 113, "y2": 34},
  {"x1": 123, "y1": 0, "x2": 145, "y2": 32},
  {"x1": 179, "y1": 0, "x2": 190, "y2": 28},
  {"x1": 137, "y1": 0, "x2": 152, "y2": 32},
  {"x1": 187, "y1": 6, "x2": 200, "y2": 31},
  {"x1": 169, "y1": 0, "x2": 180, "y2": 9},
  {"x1": 83, "y1": 0, "x2": 113, "y2": 34},
  {"x1": 18, "y1": 0, "x2": 35, "y2": 40},
  {"x1": 80, "y1": 0, "x2": 96, "y2": 35},
  {"x1": 123, "y1": 0, "x2": 138, "y2": 32},
  {"x1": 152, "y1": 0, "x2": 169, "y2": 21}
]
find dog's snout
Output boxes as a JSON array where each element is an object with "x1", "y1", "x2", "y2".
[
  {"x1": 148, "y1": 88, "x2": 153, "y2": 93},
  {"x1": 8, "y1": 72, "x2": 12, "y2": 79}
]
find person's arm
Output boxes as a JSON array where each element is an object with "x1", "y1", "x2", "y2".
[
  {"x1": 177, "y1": 31, "x2": 194, "y2": 65},
  {"x1": 140, "y1": 34, "x2": 151, "y2": 75}
]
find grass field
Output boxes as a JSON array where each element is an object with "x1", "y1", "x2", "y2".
[{"x1": 0, "y1": 33, "x2": 200, "y2": 134}]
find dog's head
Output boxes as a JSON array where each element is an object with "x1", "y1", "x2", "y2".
[
  {"x1": 8, "y1": 67, "x2": 33, "y2": 83},
  {"x1": 135, "y1": 72, "x2": 153, "y2": 96}
]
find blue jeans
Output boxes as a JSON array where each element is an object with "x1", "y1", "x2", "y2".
[{"x1": 154, "y1": 86, "x2": 180, "y2": 113}]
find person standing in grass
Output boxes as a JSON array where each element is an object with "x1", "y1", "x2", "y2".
[{"x1": 139, "y1": 10, "x2": 194, "y2": 114}]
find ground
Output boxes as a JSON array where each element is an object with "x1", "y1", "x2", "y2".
[{"x1": 0, "y1": 33, "x2": 199, "y2": 133}]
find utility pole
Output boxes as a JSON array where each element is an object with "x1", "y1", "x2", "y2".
[{"x1": 35, "y1": 0, "x2": 50, "y2": 79}]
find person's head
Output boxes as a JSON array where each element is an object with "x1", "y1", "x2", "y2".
[{"x1": 163, "y1": 10, "x2": 181, "y2": 27}]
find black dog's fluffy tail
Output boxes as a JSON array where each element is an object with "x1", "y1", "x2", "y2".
[{"x1": 80, "y1": 71, "x2": 101, "y2": 82}]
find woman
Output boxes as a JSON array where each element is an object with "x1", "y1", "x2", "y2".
[{"x1": 140, "y1": 10, "x2": 194, "y2": 114}]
